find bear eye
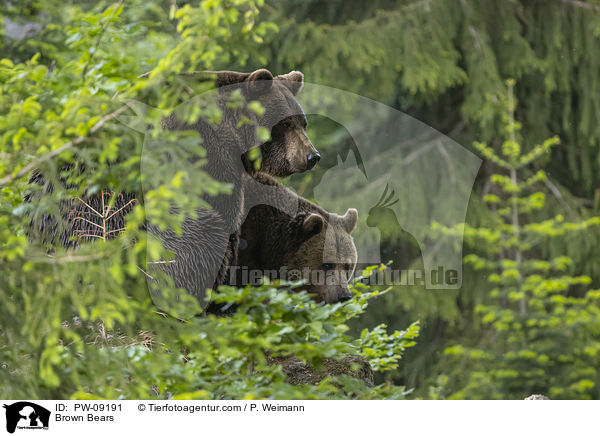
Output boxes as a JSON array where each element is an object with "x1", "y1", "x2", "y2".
[
  {"x1": 280, "y1": 120, "x2": 292, "y2": 130},
  {"x1": 322, "y1": 263, "x2": 335, "y2": 271}
]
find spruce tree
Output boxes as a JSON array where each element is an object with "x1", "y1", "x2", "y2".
[{"x1": 438, "y1": 81, "x2": 600, "y2": 399}]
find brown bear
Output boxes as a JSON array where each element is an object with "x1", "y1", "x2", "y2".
[
  {"x1": 30, "y1": 69, "x2": 320, "y2": 311},
  {"x1": 144, "y1": 69, "x2": 321, "y2": 310},
  {"x1": 231, "y1": 173, "x2": 358, "y2": 304},
  {"x1": 154, "y1": 69, "x2": 318, "y2": 238}
]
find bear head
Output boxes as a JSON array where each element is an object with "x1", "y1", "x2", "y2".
[
  {"x1": 285, "y1": 208, "x2": 358, "y2": 304},
  {"x1": 215, "y1": 69, "x2": 320, "y2": 177}
]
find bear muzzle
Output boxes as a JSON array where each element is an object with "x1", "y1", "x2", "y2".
[
  {"x1": 306, "y1": 152, "x2": 321, "y2": 170},
  {"x1": 322, "y1": 285, "x2": 352, "y2": 304}
]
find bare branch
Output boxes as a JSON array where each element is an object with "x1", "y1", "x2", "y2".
[
  {"x1": 73, "y1": 216, "x2": 105, "y2": 230},
  {"x1": 73, "y1": 233, "x2": 104, "y2": 239},
  {"x1": 28, "y1": 253, "x2": 106, "y2": 264},
  {"x1": 105, "y1": 228, "x2": 127, "y2": 235},
  {"x1": 105, "y1": 198, "x2": 136, "y2": 220},
  {"x1": 75, "y1": 196, "x2": 105, "y2": 218},
  {"x1": 543, "y1": 178, "x2": 564, "y2": 202},
  {"x1": 137, "y1": 265, "x2": 154, "y2": 280}
]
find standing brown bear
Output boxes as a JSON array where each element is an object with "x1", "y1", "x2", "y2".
[
  {"x1": 29, "y1": 69, "x2": 320, "y2": 312},
  {"x1": 143, "y1": 69, "x2": 320, "y2": 309}
]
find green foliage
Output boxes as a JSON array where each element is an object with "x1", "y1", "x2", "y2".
[
  {"x1": 265, "y1": 0, "x2": 600, "y2": 197},
  {"x1": 2, "y1": 271, "x2": 418, "y2": 399},
  {"x1": 259, "y1": 0, "x2": 600, "y2": 397},
  {"x1": 4, "y1": 0, "x2": 600, "y2": 401},
  {"x1": 0, "y1": 0, "x2": 416, "y2": 400},
  {"x1": 359, "y1": 322, "x2": 419, "y2": 372},
  {"x1": 436, "y1": 83, "x2": 600, "y2": 399}
]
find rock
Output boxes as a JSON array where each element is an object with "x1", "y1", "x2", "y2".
[
  {"x1": 524, "y1": 394, "x2": 550, "y2": 400},
  {"x1": 267, "y1": 354, "x2": 374, "y2": 387}
]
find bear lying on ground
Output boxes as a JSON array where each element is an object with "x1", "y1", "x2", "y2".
[{"x1": 231, "y1": 173, "x2": 358, "y2": 304}]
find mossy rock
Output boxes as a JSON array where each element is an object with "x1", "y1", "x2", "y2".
[{"x1": 267, "y1": 354, "x2": 374, "y2": 387}]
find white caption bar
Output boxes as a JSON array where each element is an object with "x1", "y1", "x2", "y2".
[{"x1": 0, "y1": 400, "x2": 596, "y2": 435}]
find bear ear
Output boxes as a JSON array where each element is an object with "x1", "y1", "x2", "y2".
[
  {"x1": 341, "y1": 208, "x2": 358, "y2": 234},
  {"x1": 277, "y1": 70, "x2": 304, "y2": 95},
  {"x1": 214, "y1": 69, "x2": 274, "y2": 94},
  {"x1": 302, "y1": 213, "x2": 324, "y2": 238},
  {"x1": 247, "y1": 68, "x2": 274, "y2": 94},
  {"x1": 248, "y1": 68, "x2": 274, "y2": 82}
]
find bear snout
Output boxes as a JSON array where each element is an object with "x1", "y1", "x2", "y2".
[
  {"x1": 306, "y1": 152, "x2": 321, "y2": 170},
  {"x1": 337, "y1": 293, "x2": 352, "y2": 303},
  {"x1": 337, "y1": 286, "x2": 352, "y2": 303},
  {"x1": 322, "y1": 285, "x2": 352, "y2": 304}
]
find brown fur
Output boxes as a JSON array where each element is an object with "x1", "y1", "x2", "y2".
[
  {"x1": 149, "y1": 69, "x2": 320, "y2": 309},
  {"x1": 30, "y1": 69, "x2": 319, "y2": 312},
  {"x1": 235, "y1": 173, "x2": 358, "y2": 304}
]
